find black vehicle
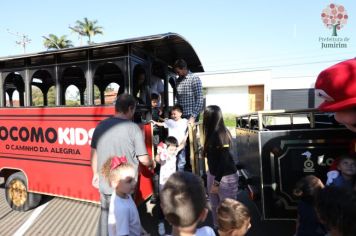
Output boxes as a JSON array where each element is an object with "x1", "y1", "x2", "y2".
[{"x1": 236, "y1": 109, "x2": 355, "y2": 220}]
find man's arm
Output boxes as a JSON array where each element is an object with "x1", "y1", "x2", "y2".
[
  {"x1": 91, "y1": 148, "x2": 99, "y2": 189},
  {"x1": 138, "y1": 154, "x2": 155, "y2": 169}
]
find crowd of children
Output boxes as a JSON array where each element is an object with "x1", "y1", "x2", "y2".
[
  {"x1": 96, "y1": 93, "x2": 356, "y2": 236},
  {"x1": 100, "y1": 59, "x2": 356, "y2": 236},
  {"x1": 96, "y1": 96, "x2": 253, "y2": 236},
  {"x1": 293, "y1": 154, "x2": 356, "y2": 236},
  {"x1": 99, "y1": 95, "x2": 356, "y2": 236}
]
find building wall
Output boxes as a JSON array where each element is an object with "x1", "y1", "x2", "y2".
[
  {"x1": 199, "y1": 71, "x2": 317, "y2": 115},
  {"x1": 199, "y1": 70, "x2": 271, "y2": 115},
  {"x1": 270, "y1": 76, "x2": 316, "y2": 90},
  {"x1": 205, "y1": 86, "x2": 249, "y2": 114}
]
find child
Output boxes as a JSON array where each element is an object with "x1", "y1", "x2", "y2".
[
  {"x1": 293, "y1": 175, "x2": 326, "y2": 236},
  {"x1": 156, "y1": 136, "x2": 180, "y2": 190},
  {"x1": 101, "y1": 156, "x2": 144, "y2": 236},
  {"x1": 160, "y1": 172, "x2": 216, "y2": 236},
  {"x1": 315, "y1": 186, "x2": 356, "y2": 236},
  {"x1": 152, "y1": 104, "x2": 188, "y2": 171},
  {"x1": 151, "y1": 93, "x2": 162, "y2": 122},
  {"x1": 155, "y1": 136, "x2": 180, "y2": 235},
  {"x1": 326, "y1": 154, "x2": 356, "y2": 189},
  {"x1": 217, "y1": 198, "x2": 251, "y2": 236}
]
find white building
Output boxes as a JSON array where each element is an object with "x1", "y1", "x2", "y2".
[{"x1": 199, "y1": 70, "x2": 320, "y2": 115}]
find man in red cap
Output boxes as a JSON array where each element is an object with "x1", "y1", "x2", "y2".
[{"x1": 315, "y1": 58, "x2": 356, "y2": 132}]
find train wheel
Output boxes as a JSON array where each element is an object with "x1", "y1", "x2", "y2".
[{"x1": 5, "y1": 172, "x2": 42, "y2": 211}]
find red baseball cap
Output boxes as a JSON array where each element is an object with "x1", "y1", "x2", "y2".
[{"x1": 315, "y1": 59, "x2": 356, "y2": 111}]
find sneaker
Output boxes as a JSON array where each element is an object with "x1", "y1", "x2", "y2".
[{"x1": 158, "y1": 221, "x2": 165, "y2": 235}]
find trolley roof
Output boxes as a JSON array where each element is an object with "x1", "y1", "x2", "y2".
[{"x1": 0, "y1": 32, "x2": 204, "y2": 72}]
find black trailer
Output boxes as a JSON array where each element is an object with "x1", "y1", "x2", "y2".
[{"x1": 235, "y1": 109, "x2": 355, "y2": 220}]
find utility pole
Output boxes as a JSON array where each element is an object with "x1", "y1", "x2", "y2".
[{"x1": 7, "y1": 29, "x2": 31, "y2": 53}]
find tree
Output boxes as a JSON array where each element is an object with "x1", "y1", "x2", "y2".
[
  {"x1": 321, "y1": 4, "x2": 348, "y2": 37},
  {"x1": 70, "y1": 17, "x2": 103, "y2": 45},
  {"x1": 43, "y1": 34, "x2": 73, "y2": 50},
  {"x1": 31, "y1": 86, "x2": 43, "y2": 106}
]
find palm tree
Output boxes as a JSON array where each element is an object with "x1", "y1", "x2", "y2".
[
  {"x1": 70, "y1": 17, "x2": 103, "y2": 45},
  {"x1": 43, "y1": 34, "x2": 73, "y2": 50}
]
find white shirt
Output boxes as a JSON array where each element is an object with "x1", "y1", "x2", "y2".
[
  {"x1": 163, "y1": 118, "x2": 188, "y2": 144},
  {"x1": 159, "y1": 151, "x2": 177, "y2": 190},
  {"x1": 166, "y1": 226, "x2": 216, "y2": 236},
  {"x1": 108, "y1": 193, "x2": 141, "y2": 236}
]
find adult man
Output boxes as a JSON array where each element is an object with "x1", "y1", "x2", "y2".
[
  {"x1": 315, "y1": 58, "x2": 356, "y2": 132},
  {"x1": 173, "y1": 59, "x2": 204, "y2": 123},
  {"x1": 91, "y1": 93, "x2": 154, "y2": 236}
]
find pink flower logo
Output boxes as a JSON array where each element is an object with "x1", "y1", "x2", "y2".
[{"x1": 321, "y1": 3, "x2": 348, "y2": 36}]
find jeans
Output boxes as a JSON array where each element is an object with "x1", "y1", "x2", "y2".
[
  {"x1": 207, "y1": 171, "x2": 239, "y2": 227},
  {"x1": 177, "y1": 149, "x2": 186, "y2": 172},
  {"x1": 97, "y1": 192, "x2": 111, "y2": 236}
]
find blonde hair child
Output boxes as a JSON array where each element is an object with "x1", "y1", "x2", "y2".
[
  {"x1": 101, "y1": 156, "x2": 146, "y2": 236},
  {"x1": 217, "y1": 198, "x2": 251, "y2": 236}
]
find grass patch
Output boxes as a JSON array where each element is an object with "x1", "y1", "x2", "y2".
[{"x1": 223, "y1": 114, "x2": 236, "y2": 128}]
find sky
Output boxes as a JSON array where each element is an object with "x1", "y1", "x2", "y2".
[{"x1": 1, "y1": 0, "x2": 355, "y2": 78}]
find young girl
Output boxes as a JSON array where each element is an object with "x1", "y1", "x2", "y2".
[
  {"x1": 293, "y1": 175, "x2": 326, "y2": 236},
  {"x1": 203, "y1": 105, "x2": 238, "y2": 227},
  {"x1": 217, "y1": 198, "x2": 251, "y2": 236},
  {"x1": 155, "y1": 136, "x2": 180, "y2": 235},
  {"x1": 101, "y1": 156, "x2": 144, "y2": 236},
  {"x1": 156, "y1": 136, "x2": 181, "y2": 189}
]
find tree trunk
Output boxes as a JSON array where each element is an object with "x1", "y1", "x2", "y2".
[{"x1": 332, "y1": 24, "x2": 339, "y2": 37}]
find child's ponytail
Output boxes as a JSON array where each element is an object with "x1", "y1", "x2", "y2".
[{"x1": 101, "y1": 156, "x2": 130, "y2": 182}]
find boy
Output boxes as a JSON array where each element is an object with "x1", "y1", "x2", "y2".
[
  {"x1": 160, "y1": 172, "x2": 215, "y2": 236},
  {"x1": 328, "y1": 155, "x2": 356, "y2": 189},
  {"x1": 151, "y1": 93, "x2": 162, "y2": 122},
  {"x1": 152, "y1": 105, "x2": 188, "y2": 171}
]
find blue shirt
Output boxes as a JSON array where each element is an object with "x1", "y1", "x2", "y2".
[{"x1": 331, "y1": 174, "x2": 354, "y2": 189}]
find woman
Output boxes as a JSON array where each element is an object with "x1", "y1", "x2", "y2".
[{"x1": 203, "y1": 105, "x2": 238, "y2": 228}]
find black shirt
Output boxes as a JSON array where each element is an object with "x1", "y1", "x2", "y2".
[{"x1": 206, "y1": 142, "x2": 237, "y2": 182}]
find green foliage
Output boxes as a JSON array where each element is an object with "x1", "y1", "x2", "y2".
[
  {"x1": 32, "y1": 86, "x2": 43, "y2": 106},
  {"x1": 94, "y1": 85, "x2": 100, "y2": 100},
  {"x1": 223, "y1": 113, "x2": 237, "y2": 128},
  {"x1": 32, "y1": 86, "x2": 56, "y2": 106},
  {"x1": 71, "y1": 17, "x2": 103, "y2": 44},
  {"x1": 43, "y1": 34, "x2": 73, "y2": 50},
  {"x1": 65, "y1": 100, "x2": 80, "y2": 106},
  {"x1": 47, "y1": 86, "x2": 55, "y2": 106}
]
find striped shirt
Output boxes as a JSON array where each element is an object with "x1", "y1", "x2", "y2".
[{"x1": 175, "y1": 71, "x2": 204, "y2": 119}]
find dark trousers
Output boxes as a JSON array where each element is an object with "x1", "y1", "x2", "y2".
[{"x1": 97, "y1": 192, "x2": 111, "y2": 236}]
